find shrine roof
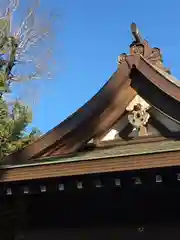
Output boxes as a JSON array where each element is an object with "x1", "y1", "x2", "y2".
[{"x1": 3, "y1": 23, "x2": 180, "y2": 167}]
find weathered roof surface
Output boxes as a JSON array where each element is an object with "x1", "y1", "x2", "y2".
[
  {"x1": 77, "y1": 139, "x2": 180, "y2": 160},
  {"x1": 3, "y1": 138, "x2": 180, "y2": 167},
  {"x1": 1, "y1": 138, "x2": 180, "y2": 182}
]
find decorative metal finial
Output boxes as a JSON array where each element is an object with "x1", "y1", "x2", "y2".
[{"x1": 131, "y1": 23, "x2": 143, "y2": 44}]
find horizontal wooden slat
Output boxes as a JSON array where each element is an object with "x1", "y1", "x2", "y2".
[{"x1": 1, "y1": 151, "x2": 180, "y2": 182}]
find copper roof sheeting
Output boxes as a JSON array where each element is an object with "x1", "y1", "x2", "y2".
[
  {"x1": 1, "y1": 138, "x2": 180, "y2": 182},
  {"x1": 5, "y1": 138, "x2": 180, "y2": 167}
]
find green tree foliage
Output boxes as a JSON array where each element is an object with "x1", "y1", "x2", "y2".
[
  {"x1": 0, "y1": 98, "x2": 40, "y2": 160},
  {"x1": 0, "y1": 1, "x2": 51, "y2": 161},
  {"x1": 0, "y1": 0, "x2": 57, "y2": 161},
  {"x1": 0, "y1": 34, "x2": 41, "y2": 160}
]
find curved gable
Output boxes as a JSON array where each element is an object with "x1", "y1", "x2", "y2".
[{"x1": 5, "y1": 23, "x2": 180, "y2": 164}]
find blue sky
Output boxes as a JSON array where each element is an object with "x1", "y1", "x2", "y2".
[{"x1": 10, "y1": 0, "x2": 180, "y2": 133}]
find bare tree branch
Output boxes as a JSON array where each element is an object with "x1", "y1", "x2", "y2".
[{"x1": 0, "y1": 0, "x2": 57, "y2": 105}]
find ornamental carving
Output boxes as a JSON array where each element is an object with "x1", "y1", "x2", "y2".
[
  {"x1": 118, "y1": 23, "x2": 171, "y2": 73},
  {"x1": 117, "y1": 53, "x2": 126, "y2": 64},
  {"x1": 130, "y1": 43, "x2": 144, "y2": 56},
  {"x1": 126, "y1": 95, "x2": 151, "y2": 136},
  {"x1": 128, "y1": 103, "x2": 150, "y2": 130}
]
